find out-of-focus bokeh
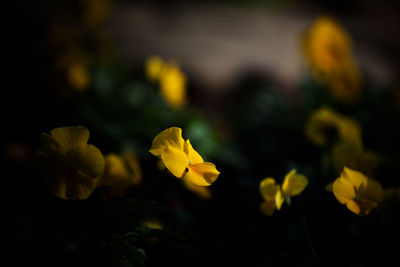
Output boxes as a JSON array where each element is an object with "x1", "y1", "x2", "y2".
[{"x1": 3, "y1": 0, "x2": 400, "y2": 266}]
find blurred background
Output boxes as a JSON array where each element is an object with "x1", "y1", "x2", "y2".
[{"x1": 2, "y1": 0, "x2": 400, "y2": 266}]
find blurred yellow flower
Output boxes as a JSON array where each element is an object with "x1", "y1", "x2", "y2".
[
  {"x1": 80, "y1": 0, "x2": 112, "y2": 29},
  {"x1": 332, "y1": 167, "x2": 383, "y2": 216},
  {"x1": 260, "y1": 170, "x2": 308, "y2": 216},
  {"x1": 145, "y1": 56, "x2": 165, "y2": 82},
  {"x1": 144, "y1": 55, "x2": 187, "y2": 109},
  {"x1": 149, "y1": 127, "x2": 220, "y2": 186},
  {"x1": 303, "y1": 16, "x2": 362, "y2": 103},
  {"x1": 96, "y1": 151, "x2": 142, "y2": 198},
  {"x1": 159, "y1": 64, "x2": 187, "y2": 109},
  {"x1": 67, "y1": 61, "x2": 91, "y2": 91},
  {"x1": 36, "y1": 126, "x2": 105, "y2": 200},
  {"x1": 331, "y1": 141, "x2": 379, "y2": 177},
  {"x1": 305, "y1": 107, "x2": 362, "y2": 147}
]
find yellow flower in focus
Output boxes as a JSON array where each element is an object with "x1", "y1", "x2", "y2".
[
  {"x1": 67, "y1": 61, "x2": 91, "y2": 91},
  {"x1": 97, "y1": 151, "x2": 142, "y2": 198},
  {"x1": 260, "y1": 170, "x2": 308, "y2": 216},
  {"x1": 36, "y1": 126, "x2": 105, "y2": 200},
  {"x1": 303, "y1": 16, "x2": 362, "y2": 103},
  {"x1": 144, "y1": 55, "x2": 187, "y2": 109},
  {"x1": 332, "y1": 167, "x2": 383, "y2": 216},
  {"x1": 149, "y1": 127, "x2": 220, "y2": 186},
  {"x1": 305, "y1": 107, "x2": 362, "y2": 147}
]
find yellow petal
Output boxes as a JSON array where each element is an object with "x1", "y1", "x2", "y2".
[
  {"x1": 342, "y1": 167, "x2": 367, "y2": 189},
  {"x1": 260, "y1": 200, "x2": 276, "y2": 216},
  {"x1": 275, "y1": 187, "x2": 285, "y2": 210},
  {"x1": 184, "y1": 139, "x2": 204, "y2": 165},
  {"x1": 259, "y1": 177, "x2": 278, "y2": 201},
  {"x1": 161, "y1": 146, "x2": 188, "y2": 178},
  {"x1": 333, "y1": 176, "x2": 355, "y2": 204},
  {"x1": 149, "y1": 127, "x2": 185, "y2": 157},
  {"x1": 356, "y1": 199, "x2": 378, "y2": 216},
  {"x1": 48, "y1": 171, "x2": 95, "y2": 200},
  {"x1": 68, "y1": 144, "x2": 105, "y2": 179},
  {"x1": 358, "y1": 178, "x2": 384, "y2": 205},
  {"x1": 281, "y1": 169, "x2": 308, "y2": 197},
  {"x1": 185, "y1": 162, "x2": 220, "y2": 186},
  {"x1": 65, "y1": 171, "x2": 96, "y2": 200},
  {"x1": 50, "y1": 126, "x2": 89, "y2": 152},
  {"x1": 182, "y1": 176, "x2": 212, "y2": 200},
  {"x1": 345, "y1": 199, "x2": 361, "y2": 215},
  {"x1": 123, "y1": 151, "x2": 142, "y2": 185}
]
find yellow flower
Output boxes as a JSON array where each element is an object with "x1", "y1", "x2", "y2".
[
  {"x1": 144, "y1": 55, "x2": 187, "y2": 109},
  {"x1": 67, "y1": 61, "x2": 91, "y2": 91},
  {"x1": 332, "y1": 167, "x2": 383, "y2": 216},
  {"x1": 302, "y1": 16, "x2": 362, "y2": 103},
  {"x1": 305, "y1": 107, "x2": 362, "y2": 147},
  {"x1": 331, "y1": 141, "x2": 379, "y2": 177},
  {"x1": 96, "y1": 151, "x2": 142, "y2": 198},
  {"x1": 159, "y1": 63, "x2": 187, "y2": 109},
  {"x1": 36, "y1": 126, "x2": 105, "y2": 200},
  {"x1": 149, "y1": 127, "x2": 220, "y2": 186},
  {"x1": 145, "y1": 55, "x2": 165, "y2": 82},
  {"x1": 260, "y1": 170, "x2": 308, "y2": 216}
]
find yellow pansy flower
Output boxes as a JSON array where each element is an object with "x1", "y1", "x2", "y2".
[
  {"x1": 305, "y1": 107, "x2": 362, "y2": 147},
  {"x1": 302, "y1": 16, "x2": 362, "y2": 103},
  {"x1": 96, "y1": 151, "x2": 142, "y2": 198},
  {"x1": 332, "y1": 167, "x2": 383, "y2": 216},
  {"x1": 149, "y1": 127, "x2": 220, "y2": 186},
  {"x1": 36, "y1": 126, "x2": 105, "y2": 200},
  {"x1": 260, "y1": 170, "x2": 308, "y2": 216}
]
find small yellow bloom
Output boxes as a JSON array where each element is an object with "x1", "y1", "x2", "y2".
[
  {"x1": 36, "y1": 126, "x2": 105, "y2": 200},
  {"x1": 159, "y1": 64, "x2": 187, "y2": 109},
  {"x1": 144, "y1": 55, "x2": 187, "y2": 109},
  {"x1": 303, "y1": 16, "x2": 362, "y2": 103},
  {"x1": 260, "y1": 170, "x2": 308, "y2": 216},
  {"x1": 332, "y1": 167, "x2": 383, "y2": 216},
  {"x1": 149, "y1": 127, "x2": 220, "y2": 186},
  {"x1": 96, "y1": 151, "x2": 142, "y2": 198},
  {"x1": 145, "y1": 55, "x2": 165, "y2": 82},
  {"x1": 305, "y1": 107, "x2": 362, "y2": 147}
]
